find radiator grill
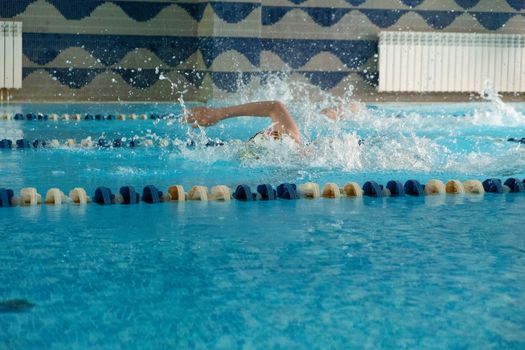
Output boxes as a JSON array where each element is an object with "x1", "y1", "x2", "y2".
[
  {"x1": 1, "y1": 21, "x2": 23, "y2": 89},
  {"x1": 378, "y1": 31, "x2": 525, "y2": 93}
]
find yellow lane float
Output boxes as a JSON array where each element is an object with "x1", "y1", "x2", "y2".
[
  {"x1": 445, "y1": 180, "x2": 464, "y2": 194},
  {"x1": 342, "y1": 182, "x2": 363, "y2": 197},
  {"x1": 168, "y1": 185, "x2": 186, "y2": 201},
  {"x1": 322, "y1": 183, "x2": 341, "y2": 198}
]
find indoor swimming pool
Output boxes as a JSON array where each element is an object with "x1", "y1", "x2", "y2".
[{"x1": 1, "y1": 98, "x2": 525, "y2": 348}]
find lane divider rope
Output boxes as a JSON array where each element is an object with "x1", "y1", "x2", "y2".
[
  {"x1": 0, "y1": 137, "x2": 224, "y2": 149},
  {"x1": 0, "y1": 113, "x2": 179, "y2": 121},
  {"x1": 1, "y1": 178, "x2": 524, "y2": 208}
]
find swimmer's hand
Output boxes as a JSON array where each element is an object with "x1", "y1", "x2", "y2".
[
  {"x1": 184, "y1": 107, "x2": 220, "y2": 128},
  {"x1": 321, "y1": 102, "x2": 362, "y2": 121},
  {"x1": 320, "y1": 107, "x2": 343, "y2": 121}
]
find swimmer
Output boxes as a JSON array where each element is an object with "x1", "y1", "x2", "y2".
[
  {"x1": 186, "y1": 101, "x2": 301, "y2": 143},
  {"x1": 185, "y1": 100, "x2": 363, "y2": 144}
]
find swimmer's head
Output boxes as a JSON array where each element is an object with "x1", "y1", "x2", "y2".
[{"x1": 248, "y1": 130, "x2": 282, "y2": 143}]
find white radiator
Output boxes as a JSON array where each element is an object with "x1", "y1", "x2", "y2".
[
  {"x1": 1, "y1": 21, "x2": 23, "y2": 90},
  {"x1": 378, "y1": 31, "x2": 525, "y2": 93}
]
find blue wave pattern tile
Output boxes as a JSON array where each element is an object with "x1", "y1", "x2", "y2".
[
  {"x1": 22, "y1": 34, "x2": 199, "y2": 66},
  {"x1": 472, "y1": 12, "x2": 516, "y2": 30},
  {"x1": 0, "y1": 1, "x2": 259, "y2": 24},
  {"x1": 114, "y1": 1, "x2": 171, "y2": 22},
  {"x1": 22, "y1": 67, "x2": 374, "y2": 93},
  {"x1": 47, "y1": 0, "x2": 105, "y2": 20},
  {"x1": 301, "y1": 72, "x2": 351, "y2": 90},
  {"x1": 0, "y1": 0, "x2": 34, "y2": 18},
  {"x1": 359, "y1": 9, "x2": 408, "y2": 28},
  {"x1": 210, "y1": 72, "x2": 259, "y2": 92},
  {"x1": 198, "y1": 37, "x2": 261, "y2": 67},
  {"x1": 417, "y1": 10, "x2": 462, "y2": 30},
  {"x1": 112, "y1": 68, "x2": 163, "y2": 89},
  {"x1": 262, "y1": 39, "x2": 377, "y2": 69},
  {"x1": 263, "y1": 6, "x2": 522, "y2": 31},
  {"x1": 507, "y1": 0, "x2": 525, "y2": 11},
  {"x1": 346, "y1": 0, "x2": 367, "y2": 5},
  {"x1": 262, "y1": 7, "x2": 294, "y2": 26},
  {"x1": 8, "y1": 0, "x2": 525, "y2": 98},
  {"x1": 302, "y1": 7, "x2": 352, "y2": 27},
  {"x1": 211, "y1": 2, "x2": 260, "y2": 24},
  {"x1": 46, "y1": 68, "x2": 106, "y2": 88},
  {"x1": 454, "y1": 0, "x2": 481, "y2": 9},
  {"x1": 400, "y1": 0, "x2": 425, "y2": 7}
]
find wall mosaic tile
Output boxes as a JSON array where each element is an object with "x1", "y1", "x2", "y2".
[{"x1": 1, "y1": 0, "x2": 524, "y2": 101}]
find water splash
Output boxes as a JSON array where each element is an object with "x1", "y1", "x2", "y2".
[{"x1": 471, "y1": 81, "x2": 525, "y2": 126}]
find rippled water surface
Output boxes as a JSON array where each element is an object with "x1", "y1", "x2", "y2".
[{"x1": 1, "y1": 99, "x2": 525, "y2": 349}]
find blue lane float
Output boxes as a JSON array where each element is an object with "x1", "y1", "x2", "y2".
[
  {"x1": 277, "y1": 183, "x2": 298, "y2": 200},
  {"x1": 16, "y1": 139, "x2": 32, "y2": 149},
  {"x1": 233, "y1": 185, "x2": 256, "y2": 201},
  {"x1": 119, "y1": 186, "x2": 139, "y2": 204},
  {"x1": 32, "y1": 140, "x2": 46, "y2": 148},
  {"x1": 482, "y1": 178, "x2": 504, "y2": 193},
  {"x1": 94, "y1": 187, "x2": 114, "y2": 205},
  {"x1": 0, "y1": 188, "x2": 14, "y2": 207},
  {"x1": 404, "y1": 179, "x2": 425, "y2": 196},
  {"x1": 507, "y1": 137, "x2": 525, "y2": 144},
  {"x1": 0, "y1": 139, "x2": 12, "y2": 148},
  {"x1": 363, "y1": 181, "x2": 384, "y2": 197},
  {"x1": 503, "y1": 178, "x2": 524, "y2": 193},
  {"x1": 257, "y1": 184, "x2": 276, "y2": 200},
  {"x1": 386, "y1": 180, "x2": 405, "y2": 197},
  {"x1": 142, "y1": 185, "x2": 163, "y2": 204}
]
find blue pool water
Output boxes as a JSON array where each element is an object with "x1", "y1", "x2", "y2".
[{"x1": 1, "y1": 99, "x2": 525, "y2": 348}]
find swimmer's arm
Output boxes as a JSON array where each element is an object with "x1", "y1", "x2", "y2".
[
  {"x1": 187, "y1": 101, "x2": 301, "y2": 143},
  {"x1": 321, "y1": 102, "x2": 362, "y2": 120}
]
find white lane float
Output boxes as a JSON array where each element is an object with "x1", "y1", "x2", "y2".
[
  {"x1": 187, "y1": 186, "x2": 208, "y2": 201},
  {"x1": 18, "y1": 188, "x2": 42, "y2": 206},
  {"x1": 463, "y1": 180, "x2": 485, "y2": 194},
  {"x1": 69, "y1": 188, "x2": 90, "y2": 205},
  {"x1": 45, "y1": 188, "x2": 68, "y2": 205},
  {"x1": 299, "y1": 182, "x2": 321, "y2": 199},
  {"x1": 425, "y1": 179, "x2": 446, "y2": 195},
  {"x1": 209, "y1": 185, "x2": 231, "y2": 201},
  {"x1": 80, "y1": 137, "x2": 93, "y2": 148}
]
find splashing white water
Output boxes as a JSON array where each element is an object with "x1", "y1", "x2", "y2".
[
  {"x1": 471, "y1": 82, "x2": 525, "y2": 126},
  {"x1": 158, "y1": 75, "x2": 525, "y2": 177}
]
